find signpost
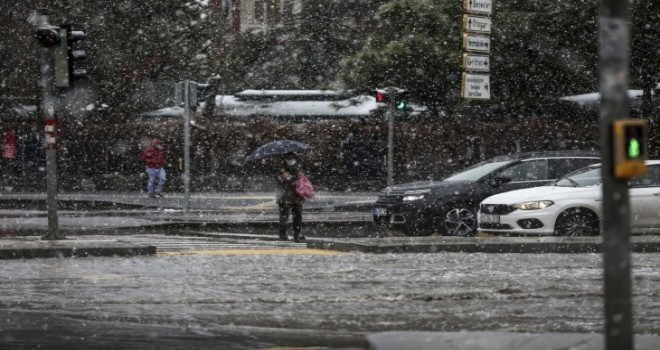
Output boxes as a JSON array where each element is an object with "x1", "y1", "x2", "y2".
[
  {"x1": 462, "y1": 54, "x2": 490, "y2": 72},
  {"x1": 463, "y1": 0, "x2": 493, "y2": 15},
  {"x1": 462, "y1": 34, "x2": 491, "y2": 53},
  {"x1": 461, "y1": 0, "x2": 492, "y2": 100},
  {"x1": 461, "y1": 73, "x2": 490, "y2": 99},
  {"x1": 462, "y1": 15, "x2": 492, "y2": 34}
]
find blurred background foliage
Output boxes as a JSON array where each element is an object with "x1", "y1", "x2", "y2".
[{"x1": 0, "y1": 0, "x2": 659, "y2": 191}]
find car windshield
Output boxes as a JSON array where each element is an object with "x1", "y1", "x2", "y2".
[
  {"x1": 444, "y1": 160, "x2": 511, "y2": 182},
  {"x1": 554, "y1": 165, "x2": 602, "y2": 187}
]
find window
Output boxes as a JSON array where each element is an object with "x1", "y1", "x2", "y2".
[
  {"x1": 548, "y1": 158, "x2": 599, "y2": 179},
  {"x1": 630, "y1": 165, "x2": 660, "y2": 187},
  {"x1": 497, "y1": 160, "x2": 548, "y2": 182},
  {"x1": 267, "y1": 0, "x2": 280, "y2": 24},
  {"x1": 255, "y1": 0, "x2": 265, "y2": 22}
]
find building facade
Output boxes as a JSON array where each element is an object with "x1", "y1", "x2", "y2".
[{"x1": 211, "y1": 0, "x2": 382, "y2": 35}]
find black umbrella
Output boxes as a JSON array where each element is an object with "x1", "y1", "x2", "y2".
[{"x1": 246, "y1": 140, "x2": 311, "y2": 162}]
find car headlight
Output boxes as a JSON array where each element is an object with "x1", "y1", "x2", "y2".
[
  {"x1": 403, "y1": 189, "x2": 430, "y2": 202},
  {"x1": 512, "y1": 200, "x2": 554, "y2": 210}
]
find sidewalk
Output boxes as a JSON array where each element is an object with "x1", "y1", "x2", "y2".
[
  {"x1": 0, "y1": 234, "x2": 156, "y2": 259},
  {"x1": 366, "y1": 331, "x2": 660, "y2": 350}
]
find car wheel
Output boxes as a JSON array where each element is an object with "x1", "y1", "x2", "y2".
[
  {"x1": 554, "y1": 208, "x2": 599, "y2": 236},
  {"x1": 441, "y1": 204, "x2": 478, "y2": 236}
]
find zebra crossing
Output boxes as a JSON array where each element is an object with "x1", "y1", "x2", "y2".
[
  {"x1": 153, "y1": 240, "x2": 307, "y2": 252},
  {"x1": 66, "y1": 233, "x2": 342, "y2": 256}
]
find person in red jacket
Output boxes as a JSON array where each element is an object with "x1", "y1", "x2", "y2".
[{"x1": 140, "y1": 138, "x2": 167, "y2": 198}]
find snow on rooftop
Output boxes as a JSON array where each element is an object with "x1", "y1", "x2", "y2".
[
  {"x1": 216, "y1": 95, "x2": 377, "y2": 117},
  {"x1": 142, "y1": 93, "x2": 379, "y2": 119},
  {"x1": 235, "y1": 89, "x2": 347, "y2": 97}
]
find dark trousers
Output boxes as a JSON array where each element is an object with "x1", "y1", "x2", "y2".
[{"x1": 278, "y1": 201, "x2": 302, "y2": 238}]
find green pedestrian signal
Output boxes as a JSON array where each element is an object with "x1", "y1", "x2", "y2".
[
  {"x1": 628, "y1": 137, "x2": 641, "y2": 159},
  {"x1": 612, "y1": 119, "x2": 648, "y2": 179},
  {"x1": 395, "y1": 90, "x2": 409, "y2": 110}
]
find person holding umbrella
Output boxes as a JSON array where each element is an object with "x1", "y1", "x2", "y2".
[
  {"x1": 247, "y1": 140, "x2": 312, "y2": 242},
  {"x1": 276, "y1": 152, "x2": 306, "y2": 242}
]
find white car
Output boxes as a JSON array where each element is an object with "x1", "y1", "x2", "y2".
[{"x1": 478, "y1": 160, "x2": 660, "y2": 236}]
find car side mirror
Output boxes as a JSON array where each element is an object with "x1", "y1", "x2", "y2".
[{"x1": 489, "y1": 176, "x2": 512, "y2": 187}]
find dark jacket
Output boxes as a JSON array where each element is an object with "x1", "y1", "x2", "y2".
[{"x1": 276, "y1": 161, "x2": 304, "y2": 204}]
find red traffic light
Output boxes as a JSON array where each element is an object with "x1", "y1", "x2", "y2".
[
  {"x1": 36, "y1": 27, "x2": 60, "y2": 48},
  {"x1": 371, "y1": 89, "x2": 387, "y2": 103}
]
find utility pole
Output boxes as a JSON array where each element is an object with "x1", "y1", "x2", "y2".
[
  {"x1": 176, "y1": 80, "x2": 208, "y2": 212},
  {"x1": 183, "y1": 80, "x2": 192, "y2": 212},
  {"x1": 35, "y1": 9, "x2": 62, "y2": 239},
  {"x1": 386, "y1": 86, "x2": 396, "y2": 186},
  {"x1": 599, "y1": 0, "x2": 634, "y2": 349}
]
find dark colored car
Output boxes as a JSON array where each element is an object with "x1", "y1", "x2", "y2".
[{"x1": 373, "y1": 151, "x2": 601, "y2": 236}]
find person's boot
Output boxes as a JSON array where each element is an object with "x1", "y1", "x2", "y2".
[
  {"x1": 278, "y1": 232, "x2": 289, "y2": 241},
  {"x1": 293, "y1": 233, "x2": 305, "y2": 243}
]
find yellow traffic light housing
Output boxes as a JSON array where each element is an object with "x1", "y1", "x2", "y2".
[{"x1": 612, "y1": 119, "x2": 648, "y2": 179}]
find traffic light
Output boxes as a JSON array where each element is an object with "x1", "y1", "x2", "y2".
[
  {"x1": 395, "y1": 90, "x2": 409, "y2": 110},
  {"x1": 370, "y1": 89, "x2": 387, "y2": 103},
  {"x1": 55, "y1": 25, "x2": 87, "y2": 88},
  {"x1": 175, "y1": 81, "x2": 212, "y2": 107},
  {"x1": 36, "y1": 26, "x2": 61, "y2": 48},
  {"x1": 191, "y1": 83, "x2": 211, "y2": 106},
  {"x1": 612, "y1": 119, "x2": 648, "y2": 179},
  {"x1": 370, "y1": 88, "x2": 409, "y2": 110}
]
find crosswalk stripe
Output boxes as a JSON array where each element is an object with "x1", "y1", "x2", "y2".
[
  {"x1": 123, "y1": 239, "x2": 312, "y2": 252},
  {"x1": 156, "y1": 244, "x2": 306, "y2": 252},
  {"x1": 157, "y1": 248, "x2": 344, "y2": 256}
]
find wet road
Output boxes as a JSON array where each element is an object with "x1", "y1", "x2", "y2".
[{"x1": 1, "y1": 250, "x2": 659, "y2": 349}]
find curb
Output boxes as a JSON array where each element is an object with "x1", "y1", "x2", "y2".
[
  {"x1": 0, "y1": 245, "x2": 156, "y2": 259},
  {"x1": 308, "y1": 236, "x2": 660, "y2": 254}
]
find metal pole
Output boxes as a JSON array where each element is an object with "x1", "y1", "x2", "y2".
[
  {"x1": 386, "y1": 86, "x2": 396, "y2": 186},
  {"x1": 183, "y1": 80, "x2": 191, "y2": 212},
  {"x1": 599, "y1": 0, "x2": 633, "y2": 349},
  {"x1": 37, "y1": 9, "x2": 62, "y2": 239}
]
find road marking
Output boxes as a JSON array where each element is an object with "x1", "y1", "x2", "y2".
[
  {"x1": 157, "y1": 248, "x2": 345, "y2": 256},
  {"x1": 255, "y1": 347, "x2": 326, "y2": 350},
  {"x1": 222, "y1": 199, "x2": 277, "y2": 211},
  {"x1": 476, "y1": 232, "x2": 496, "y2": 238}
]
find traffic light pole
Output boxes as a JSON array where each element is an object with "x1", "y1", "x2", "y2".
[
  {"x1": 37, "y1": 9, "x2": 62, "y2": 239},
  {"x1": 183, "y1": 80, "x2": 191, "y2": 213},
  {"x1": 599, "y1": 0, "x2": 633, "y2": 349},
  {"x1": 386, "y1": 86, "x2": 396, "y2": 186}
]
